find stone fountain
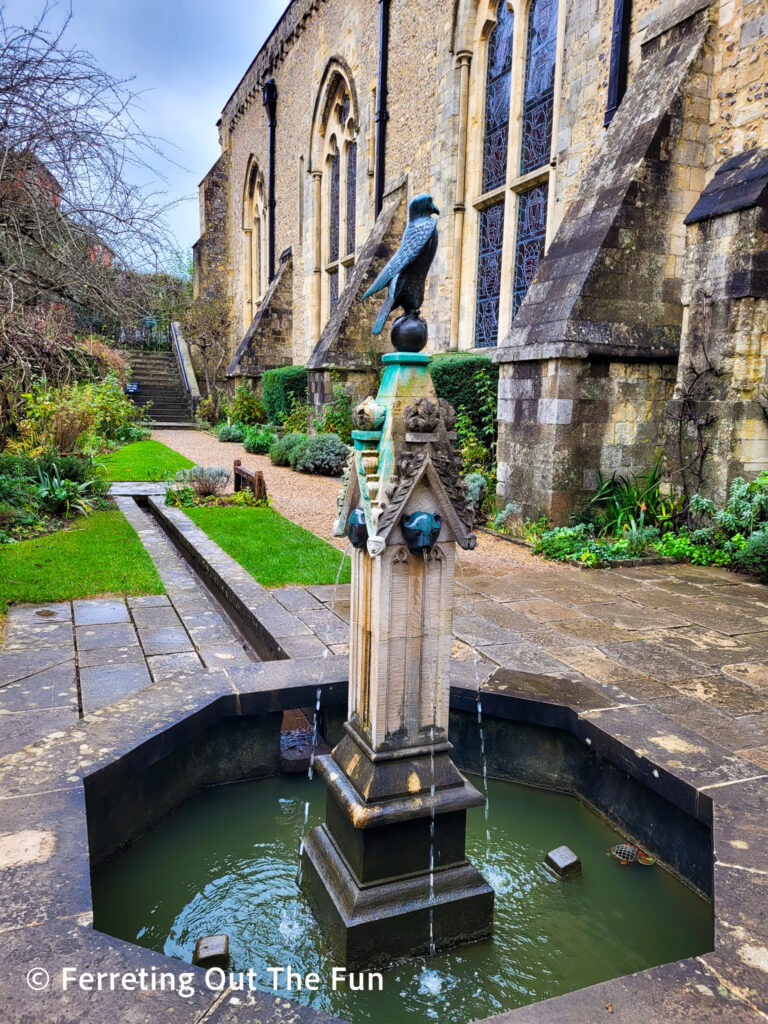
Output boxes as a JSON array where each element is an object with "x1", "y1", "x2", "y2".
[{"x1": 299, "y1": 194, "x2": 494, "y2": 967}]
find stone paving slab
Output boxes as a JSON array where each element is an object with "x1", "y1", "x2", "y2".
[
  {"x1": 0, "y1": 786, "x2": 91, "y2": 930},
  {"x1": 73, "y1": 599, "x2": 131, "y2": 626},
  {"x1": 75, "y1": 622, "x2": 139, "y2": 651},
  {"x1": 2, "y1": 619, "x2": 74, "y2": 649},
  {"x1": 80, "y1": 662, "x2": 153, "y2": 714},
  {"x1": 476, "y1": 958, "x2": 762, "y2": 1023},
  {"x1": 0, "y1": 919, "x2": 217, "y2": 1024},
  {"x1": 0, "y1": 707, "x2": 78, "y2": 759},
  {"x1": 0, "y1": 660, "x2": 77, "y2": 713}
]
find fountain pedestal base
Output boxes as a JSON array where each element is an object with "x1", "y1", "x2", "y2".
[{"x1": 299, "y1": 743, "x2": 494, "y2": 968}]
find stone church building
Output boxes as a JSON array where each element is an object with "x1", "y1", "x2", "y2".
[{"x1": 194, "y1": 0, "x2": 768, "y2": 521}]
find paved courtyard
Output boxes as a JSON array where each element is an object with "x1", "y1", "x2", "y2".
[{"x1": 5, "y1": 528, "x2": 768, "y2": 774}]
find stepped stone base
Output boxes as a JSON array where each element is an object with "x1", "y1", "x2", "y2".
[{"x1": 299, "y1": 748, "x2": 494, "y2": 968}]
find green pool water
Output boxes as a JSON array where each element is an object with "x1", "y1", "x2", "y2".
[{"x1": 91, "y1": 773, "x2": 712, "y2": 1023}]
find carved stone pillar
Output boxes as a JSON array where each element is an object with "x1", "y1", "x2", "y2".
[{"x1": 299, "y1": 351, "x2": 494, "y2": 967}]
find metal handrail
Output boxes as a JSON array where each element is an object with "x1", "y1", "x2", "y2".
[{"x1": 170, "y1": 321, "x2": 190, "y2": 393}]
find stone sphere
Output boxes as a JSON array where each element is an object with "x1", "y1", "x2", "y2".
[{"x1": 390, "y1": 313, "x2": 428, "y2": 352}]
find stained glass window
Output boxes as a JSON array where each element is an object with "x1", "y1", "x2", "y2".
[
  {"x1": 474, "y1": 200, "x2": 505, "y2": 347},
  {"x1": 520, "y1": 0, "x2": 558, "y2": 175},
  {"x1": 346, "y1": 142, "x2": 357, "y2": 255},
  {"x1": 513, "y1": 183, "x2": 547, "y2": 315},
  {"x1": 339, "y1": 92, "x2": 350, "y2": 126},
  {"x1": 329, "y1": 270, "x2": 339, "y2": 312},
  {"x1": 329, "y1": 145, "x2": 340, "y2": 262},
  {"x1": 481, "y1": 1, "x2": 514, "y2": 193},
  {"x1": 256, "y1": 217, "x2": 262, "y2": 297}
]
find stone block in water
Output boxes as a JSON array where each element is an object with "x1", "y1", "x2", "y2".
[
  {"x1": 193, "y1": 934, "x2": 230, "y2": 970},
  {"x1": 545, "y1": 845, "x2": 581, "y2": 878}
]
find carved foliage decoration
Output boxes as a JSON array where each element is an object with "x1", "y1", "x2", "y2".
[{"x1": 404, "y1": 397, "x2": 440, "y2": 433}]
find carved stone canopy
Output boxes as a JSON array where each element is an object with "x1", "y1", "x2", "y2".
[{"x1": 334, "y1": 354, "x2": 476, "y2": 556}]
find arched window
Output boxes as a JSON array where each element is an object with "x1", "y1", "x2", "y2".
[
  {"x1": 321, "y1": 81, "x2": 358, "y2": 319},
  {"x1": 243, "y1": 162, "x2": 266, "y2": 325},
  {"x1": 470, "y1": 0, "x2": 561, "y2": 344},
  {"x1": 520, "y1": 0, "x2": 558, "y2": 175}
]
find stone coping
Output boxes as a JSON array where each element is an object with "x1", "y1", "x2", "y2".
[
  {"x1": 1, "y1": 650, "x2": 767, "y2": 1023},
  {"x1": 146, "y1": 496, "x2": 330, "y2": 662}
]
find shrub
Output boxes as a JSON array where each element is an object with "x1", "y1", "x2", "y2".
[
  {"x1": 36, "y1": 466, "x2": 94, "y2": 518},
  {"x1": 217, "y1": 422, "x2": 245, "y2": 443},
  {"x1": 196, "y1": 396, "x2": 217, "y2": 425},
  {"x1": 0, "y1": 500, "x2": 17, "y2": 527},
  {"x1": 262, "y1": 365, "x2": 308, "y2": 424},
  {"x1": 0, "y1": 474, "x2": 35, "y2": 508},
  {"x1": 430, "y1": 354, "x2": 498, "y2": 438},
  {"x1": 243, "y1": 424, "x2": 276, "y2": 454},
  {"x1": 690, "y1": 472, "x2": 768, "y2": 537},
  {"x1": 283, "y1": 397, "x2": 311, "y2": 434},
  {"x1": 8, "y1": 372, "x2": 142, "y2": 454},
  {"x1": 229, "y1": 382, "x2": 266, "y2": 425},
  {"x1": 269, "y1": 432, "x2": 306, "y2": 467},
  {"x1": 314, "y1": 380, "x2": 354, "y2": 444},
  {"x1": 592, "y1": 453, "x2": 679, "y2": 533},
  {"x1": 80, "y1": 336, "x2": 129, "y2": 383},
  {"x1": 733, "y1": 528, "x2": 768, "y2": 579},
  {"x1": 492, "y1": 502, "x2": 520, "y2": 532},
  {"x1": 655, "y1": 528, "x2": 736, "y2": 567},
  {"x1": 292, "y1": 433, "x2": 349, "y2": 476},
  {"x1": 534, "y1": 521, "x2": 660, "y2": 566},
  {"x1": 114, "y1": 422, "x2": 150, "y2": 444},
  {"x1": 176, "y1": 465, "x2": 230, "y2": 497},
  {"x1": 0, "y1": 452, "x2": 37, "y2": 478},
  {"x1": 464, "y1": 473, "x2": 487, "y2": 520}
]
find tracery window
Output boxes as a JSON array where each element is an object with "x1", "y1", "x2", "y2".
[
  {"x1": 329, "y1": 142, "x2": 340, "y2": 265},
  {"x1": 513, "y1": 182, "x2": 547, "y2": 315},
  {"x1": 481, "y1": 1, "x2": 514, "y2": 193},
  {"x1": 475, "y1": 201, "x2": 505, "y2": 348},
  {"x1": 322, "y1": 81, "x2": 358, "y2": 320},
  {"x1": 243, "y1": 161, "x2": 266, "y2": 325},
  {"x1": 346, "y1": 142, "x2": 357, "y2": 255},
  {"x1": 520, "y1": 0, "x2": 558, "y2": 175},
  {"x1": 470, "y1": 0, "x2": 560, "y2": 347}
]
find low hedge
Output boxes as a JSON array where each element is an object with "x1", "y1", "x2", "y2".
[
  {"x1": 262, "y1": 365, "x2": 308, "y2": 424},
  {"x1": 430, "y1": 352, "x2": 498, "y2": 436}
]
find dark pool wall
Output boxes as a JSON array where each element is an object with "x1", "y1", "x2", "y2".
[
  {"x1": 449, "y1": 710, "x2": 713, "y2": 901},
  {"x1": 85, "y1": 713, "x2": 283, "y2": 865},
  {"x1": 85, "y1": 700, "x2": 713, "y2": 906}
]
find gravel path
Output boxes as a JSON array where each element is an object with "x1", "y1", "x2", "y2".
[{"x1": 153, "y1": 428, "x2": 547, "y2": 576}]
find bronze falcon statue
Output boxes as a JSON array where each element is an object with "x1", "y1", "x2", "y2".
[{"x1": 362, "y1": 193, "x2": 439, "y2": 335}]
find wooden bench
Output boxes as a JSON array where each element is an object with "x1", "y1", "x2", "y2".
[{"x1": 233, "y1": 459, "x2": 268, "y2": 501}]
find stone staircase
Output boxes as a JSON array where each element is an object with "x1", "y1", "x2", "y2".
[{"x1": 120, "y1": 350, "x2": 194, "y2": 427}]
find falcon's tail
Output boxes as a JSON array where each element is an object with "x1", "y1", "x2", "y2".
[{"x1": 372, "y1": 290, "x2": 395, "y2": 335}]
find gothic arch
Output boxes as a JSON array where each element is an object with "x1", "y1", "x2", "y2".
[
  {"x1": 308, "y1": 57, "x2": 360, "y2": 173},
  {"x1": 242, "y1": 156, "x2": 267, "y2": 322}
]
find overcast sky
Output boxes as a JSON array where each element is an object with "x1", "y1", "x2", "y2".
[{"x1": 4, "y1": 0, "x2": 287, "y2": 255}]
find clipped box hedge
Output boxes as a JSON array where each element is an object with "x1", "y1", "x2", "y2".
[
  {"x1": 430, "y1": 353, "x2": 498, "y2": 435},
  {"x1": 262, "y1": 365, "x2": 308, "y2": 424}
]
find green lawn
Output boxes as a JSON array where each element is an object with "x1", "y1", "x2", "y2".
[
  {"x1": 0, "y1": 510, "x2": 164, "y2": 614},
  {"x1": 186, "y1": 506, "x2": 351, "y2": 588},
  {"x1": 100, "y1": 440, "x2": 194, "y2": 481}
]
